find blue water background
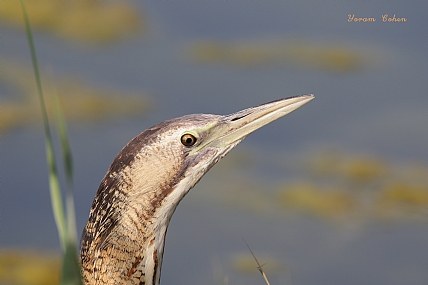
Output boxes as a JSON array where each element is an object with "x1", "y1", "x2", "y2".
[{"x1": 1, "y1": 2, "x2": 428, "y2": 285}]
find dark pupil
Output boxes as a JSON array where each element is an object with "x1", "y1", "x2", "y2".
[{"x1": 182, "y1": 134, "x2": 196, "y2": 146}]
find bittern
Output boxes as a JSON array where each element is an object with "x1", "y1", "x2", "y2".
[{"x1": 80, "y1": 95, "x2": 314, "y2": 285}]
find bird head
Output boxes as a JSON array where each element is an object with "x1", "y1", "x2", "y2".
[{"x1": 81, "y1": 94, "x2": 314, "y2": 285}]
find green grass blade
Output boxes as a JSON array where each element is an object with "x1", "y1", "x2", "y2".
[
  {"x1": 21, "y1": 2, "x2": 84, "y2": 284},
  {"x1": 61, "y1": 242, "x2": 84, "y2": 285},
  {"x1": 54, "y1": 93, "x2": 78, "y2": 244},
  {"x1": 46, "y1": 139, "x2": 68, "y2": 249},
  {"x1": 54, "y1": 94, "x2": 74, "y2": 188},
  {"x1": 19, "y1": 0, "x2": 68, "y2": 250}
]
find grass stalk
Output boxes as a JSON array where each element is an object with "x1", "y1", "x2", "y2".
[
  {"x1": 243, "y1": 239, "x2": 272, "y2": 285},
  {"x1": 54, "y1": 92, "x2": 78, "y2": 244},
  {"x1": 19, "y1": 0, "x2": 68, "y2": 250},
  {"x1": 20, "y1": 1, "x2": 82, "y2": 284}
]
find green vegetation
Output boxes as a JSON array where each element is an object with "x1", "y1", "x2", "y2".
[
  {"x1": 0, "y1": 60, "x2": 151, "y2": 134},
  {"x1": 0, "y1": 250, "x2": 60, "y2": 285},
  {"x1": 188, "y1": 39, "x2": 371, "y2": 73},
  {"x1": 199, "y1": 148, "x2": 428, "y2": 224},
  {"x1": 19, "y1": 1, "x2": 82, "y2": 284},
  {"x1": 1, "y1": 1, "x2": 144, "y2": 45}
]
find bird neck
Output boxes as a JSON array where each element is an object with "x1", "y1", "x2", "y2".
[
  {"x1": 80, "y1": 135, "x2": 216, "y2": 285},
  {"x1": 80, "y1": 146, "x2": 195, "y2": 285},
  {"x1": 80, "y1": 183, "x2": 180, "y2": 285}
]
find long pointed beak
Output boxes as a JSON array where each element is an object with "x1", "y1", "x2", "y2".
[{"x1": 196, "y1": 94, "x2": 314, "y2": 152}]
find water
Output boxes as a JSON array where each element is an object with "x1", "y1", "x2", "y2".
[{"x1": 1, "y1": 2, "x2": 428, "y2": 285}]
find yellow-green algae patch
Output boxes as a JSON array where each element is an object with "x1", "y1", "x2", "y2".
[
  {"x1": 308, "y1": 151, "x2": 388, "y2": 184},
  {"x1": 379, "y1": 182, "x2": 428, "y2": 206},
  {"x1": 200, "y1": 148, "x2": 428, "y2": 224},
  {"x1": 0, "y1": 60, "x2": 151, "y2": 133},
  {"x1": 278, "y1": 150, "x2": 428, "y2": 223},
  {"x1": 230, "y1": 252, "x2": 282, "y2": 275},
  {"x1": 375, "y1": 182, "x2": 428, "y2": 221},
  {"x1": 279, "y1": 182, "x2": 355, "y2": 218},
  {"x1": 0, "y1": 249, "x2": 60, "y2": 285},
  {"x1": 188, "y1": 39, "x2": 372, "y2": 73},
  {"x1": 0, "y1": 1, "x2": 145, "y2": 45}
]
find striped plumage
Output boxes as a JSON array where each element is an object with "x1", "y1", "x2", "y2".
[{"x1": 80, "y1": 95, "x2": 314, "y2": 285}]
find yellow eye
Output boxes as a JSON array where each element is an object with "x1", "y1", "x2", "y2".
[{"x1": 181, "y1": 134, "x2": 197, "y2": 147}]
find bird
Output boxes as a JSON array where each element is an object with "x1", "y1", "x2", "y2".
[{"x1": 80, "y1": 94, "x2": 314, "y2": 285}]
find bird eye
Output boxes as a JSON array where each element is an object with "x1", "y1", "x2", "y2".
[{"x1": 181, "y1": 133, "x2": 197, "y2": 147}]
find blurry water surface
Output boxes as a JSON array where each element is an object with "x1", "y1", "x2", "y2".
[{"x1": 1, "y1": 2, "x2": 428, "y2": 285}]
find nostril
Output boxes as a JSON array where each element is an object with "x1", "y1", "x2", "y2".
[{"x1": 230, "y1": 114, "x2": 249, "y2": 121}]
